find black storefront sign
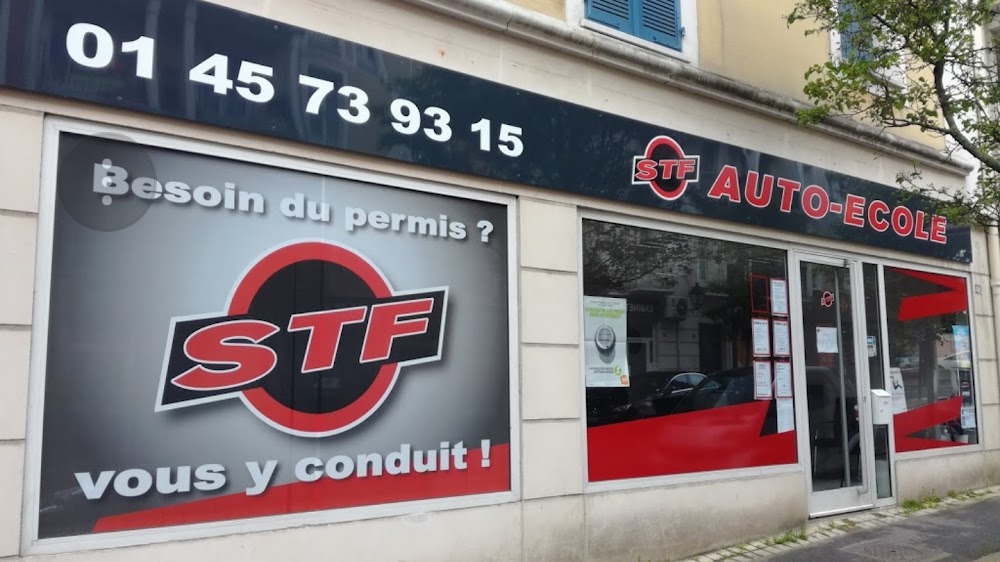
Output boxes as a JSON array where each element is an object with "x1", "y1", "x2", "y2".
[{"x1": 0, "y1": 0, "x2": 971, "y2": 262}]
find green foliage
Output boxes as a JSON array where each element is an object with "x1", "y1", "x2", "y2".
[
  {"x1": 787, "y1": 0, "x2": 1000, "y2": 226},
  {"x1": 828, "y1": 518, "x2": 858, "y2": 530},
  {"x1": 902, "y1": 494, "x2": 942, "y2": 513},
  {"x1": 766, "y1": 527, "x2": 808, "y2": 545}
]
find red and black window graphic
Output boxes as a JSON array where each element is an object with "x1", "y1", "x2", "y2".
[
  {"x1": 587, "y1": 367, "x2": 796, "y2": 482},
  {"x1": 886, "y1": 268, "x2": 975, "y2": 452},
  {"x1": 632, "y1": 135, "x2": 701, "y2": 201},
  {"x1": 157, "y1": 241, "x2": 448, "y2": 437}
]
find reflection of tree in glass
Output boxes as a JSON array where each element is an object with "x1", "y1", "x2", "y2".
[
  {"x1": 699, "y1": 241, "x2": 787, "y2": 364},
  {"x1": 582, "y1": 221, "x2": 694, "y2": 295}
]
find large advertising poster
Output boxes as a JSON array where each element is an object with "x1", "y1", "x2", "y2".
[{"x1": 35, "y1": 131, "x2": 513, "y2": 540}]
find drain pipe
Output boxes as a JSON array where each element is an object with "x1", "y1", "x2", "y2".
[{"x1": 989, "y1": 225, "x2": 1000, "y2": 360}]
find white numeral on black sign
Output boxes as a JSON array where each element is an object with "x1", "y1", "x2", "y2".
[
  {"x1": 299, "y1": 75, "x2": 334, "y2": 114},
  {"x1": 236, "y1": 62, "x2": 274, "y2": 103},
  {"x1": 391, "y1": 99, "x2": 421, "y2": 135},
  {"x1": 189, "y1": 54, "x2": 233, "y2": 94},
  {"x1": 66, "y1": 23, "x2": 155, "y2": 79},
  {"x1": 66, "y1": 23, "x2": 114, "y2": 68},
  {"x1": 338, "y1": 86, "x2": 370, "y2": 124},
  {"x1": 471, "y1": 118, "x2": 491, "y2": 151},
  {"x1": 424, "y1": 106, "x2": 452, "y2": 142},
  {"x1": 391, "y1": 99, "x2": 452, "y2": 142},
  {"x1": 471, "y1": 119, "x2": 523, "y2": 157},
  {"x1": 498, "y1": 124, "x2": 524, "y2": 157},
  {"x1": 121, "y1": 36, "x2": 155, "y2": 79},
  {"x1": 189, "y1": 54, "x2": 274, "y2": 103}
]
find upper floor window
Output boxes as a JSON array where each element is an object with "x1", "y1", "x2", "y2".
[
  {"x1": 834, "y1": 0, "x2": 907, "y2": 88},
  {"x1": 585, "y1": 0, "x2": 683, "y2": 51}
]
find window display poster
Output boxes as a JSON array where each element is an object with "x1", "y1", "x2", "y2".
[
  {"x1": 770, "y1": 278, "x2": 789, "y2": 316},
  {"x1": 777, "y1": 398, "x2": 795, "y2": 433},
  {"x1": 772, "y1": 320, "x2": 790, "y2": 357},
  {"x1": 36, "y1": 134, "x2": 513, "y2": 539},
  {"x1": 953, "y1": 325, "x2": 972, "y2": 368},
  {"x1": 867, "y1": 335, "x2": 877, "y2": 357},
  {"x1": 583, "y1": 296, "x2": 630, "y2": 387},
  {"x1": 752, "y1": 318, "x2": 771, "y2": 357},
  {"x1": 754, "y1": 361, "x2": 773, "y2": 400},
  {"x1": 775, "y1": 362, "x2": 793, "y2": 398},
  {"x1": 890, "y1": 367, "x2": 908, "y2": 414},
  {"x1": 816, "y1": 326, "x2": 839, "y2": 354}
]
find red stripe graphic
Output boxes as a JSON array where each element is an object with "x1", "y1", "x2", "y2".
[
  {"x1": 587, "y1": 402, "x2": 796, "y2": 481},
  {"x1": 93, "y1": 445, "x2": 510, "y2": 533},
  {"x1": 893, "y1": 397, "x2": 965, "y2": 452},
  {"x1": 893, "y1": 269, "x2": 967, "y2": 321}
]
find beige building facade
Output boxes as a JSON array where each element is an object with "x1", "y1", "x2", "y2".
[{"x1": 1, "y1": 1, "x2": 997, "y2": 561}]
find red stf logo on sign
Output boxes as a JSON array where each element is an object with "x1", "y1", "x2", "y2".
[
  {"x1": 155, "y1": 241, "x2": 448, "y2": 437},
  {"x1": 632, "y1": 135, "x2": 700, "y2": 201},
  {"x1": 821, "y1": 291, "x2": 835, "y2": 308}
]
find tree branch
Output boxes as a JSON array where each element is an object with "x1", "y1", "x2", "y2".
[{"x1": 933, "y1": 60, "x2": 1000, "y2": 172}]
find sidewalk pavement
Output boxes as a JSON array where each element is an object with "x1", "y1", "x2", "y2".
[{"x1": 678, "y1": 486, "x2": 1000, "y2": 562}]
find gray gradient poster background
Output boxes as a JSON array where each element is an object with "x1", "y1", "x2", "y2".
[{"x1": 38, "y1": 132, "x2": 511, "y2": 539}]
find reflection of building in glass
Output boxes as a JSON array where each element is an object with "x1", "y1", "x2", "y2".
[{"x1": 583, "y1": 219, "x2": 787, "y2": 438}]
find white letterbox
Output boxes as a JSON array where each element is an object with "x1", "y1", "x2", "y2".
[{"x1": 871, "y1": 389, "x2": 892, "y2": 425}]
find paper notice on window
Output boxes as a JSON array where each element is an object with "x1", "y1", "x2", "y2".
[
  {"x1": 752, "y1": 318, "x2": 771, "y2": 357},
  {"x1": 772, "y1": 319, "x2": 790, "y2": 357},
  {"x1": 777, "y1": 398, "x2": 795, "y2": 433},
  {"x1": 962, "y1": 406, "x2": 977, "y2": 429},
  {"x1": 582, "y1": 296, "x2": 630, "y2": 388},
  {"x1": 754, "y1": 360, "x2": 773, "y2": 400},
  {"x1": 890, "y1": 367, "x2": 907, "y2": 414},
  {"x1": 770, "y1": 278, "x2": 788, "y2": 316},
  {"x1": 816, "y1": 326, "x2": 839, "y2": 354},
  {"x1": 774, "y1": 362, "x2": 793, "y2": 398}
]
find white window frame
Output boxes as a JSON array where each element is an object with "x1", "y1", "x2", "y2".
[{"x1": 568, "y1": 0, "x2": 699, "y2": 66}]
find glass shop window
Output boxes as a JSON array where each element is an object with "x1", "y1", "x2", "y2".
[
  {"x1": 582, "y1": 220, "x2": 797, "y2": 482},
  {"x1": 884, "y1": 267, "x2": 978, "y2": 451}
]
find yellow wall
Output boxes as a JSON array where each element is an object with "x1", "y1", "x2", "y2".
[
  {"x1": 697, "y1": 0, "x2": 944, "y2": 150},
  {"x1": 698, "y1": 0, "x2": 827, "y2": 103},
  {"x1": 509, "y1": 0, "x2": 564, "y2": 20}
]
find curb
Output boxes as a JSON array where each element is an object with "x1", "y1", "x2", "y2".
[{"x1": 674, "y1": 485, "x2": 1000, "y2": 562}]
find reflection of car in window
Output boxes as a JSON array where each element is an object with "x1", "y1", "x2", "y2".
[
  {"x1": 672, "y1": 368, "x2": 755, "y2": 414},
  {"x1": 598, "y1": 371, "x2": 706, "y2": 424},
  {"x1": 669, "y1": 367, "x2": 781, "y2": 436}
]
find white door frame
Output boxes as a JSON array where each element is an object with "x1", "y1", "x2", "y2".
[{"x1": 790, "y1": 251, "x2": 877, "y2": 517}]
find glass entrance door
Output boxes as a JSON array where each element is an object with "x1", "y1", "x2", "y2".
[{"x1": 792, "y1": 253, "x2": 875, "y2": 516}]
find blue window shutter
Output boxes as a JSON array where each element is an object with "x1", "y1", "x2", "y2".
[
  {"x1": 839, "y1": 1, "x2": 871, "y2": 62},
  {"x1": 636, "y1": 0, "x2": 682, "y2": 50},
  {"x1": 586, "y1": 0, "x2": 632, "y2": 32}
]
